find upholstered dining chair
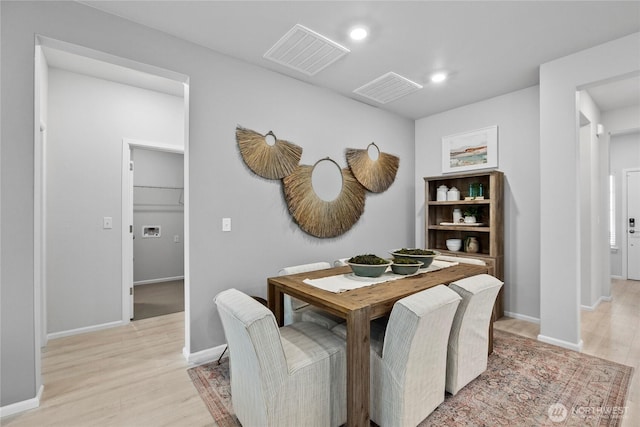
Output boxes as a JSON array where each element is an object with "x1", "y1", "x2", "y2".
[
  {"x1": 331, "y1": 285, "x2": 462, "y2": 427},
  {"x1": 280, "y1": 262, "x2": 344, "y2": 329},
  {"x1": 445, "y1": 274, "x2": 504, "y2": 395},
  {"x1": 214, "y1": 288, "x2": 346, "y2": 427}
]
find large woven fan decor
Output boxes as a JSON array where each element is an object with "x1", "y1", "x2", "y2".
[
  {"x1": 236, "y1": 126, "x2": 302, "y2": 179},
  {"x1": 282, "y1": 158, "x2": 366, "y2": 238},
  {"x1": 346, "y1": 142, "x2": 399, "y2": 193}
]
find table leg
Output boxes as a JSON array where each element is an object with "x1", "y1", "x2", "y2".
[
  {"x1": 346, "y1": 306, "x2": 370, "y2": 427},
  {"x1": 267, "y1": 282, "x2": 284, "y2": 327}
]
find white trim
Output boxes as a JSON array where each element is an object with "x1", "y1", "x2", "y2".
[
  {"x1": 0, "y1": 385, "x2": 44, "y2": 418},
  {"x1": 184, "y1": 344, "x2": 227, "y2": 366},
  {"x1": 537, "y1": 334, "x2": 584, "y2": 352},
  {"x1": 134, "y1": 276, "x2": 184, "y2": 286},
  {"x1": 183, "y1": 83, "x2": 191, "y2": 357},
  {"x1": 503, "y1": 311, "x2": 540, "y2": 324},
  {"x1": 601, "y1": 295, "x2": 613, "y2": 302},
  {"x1": 47, "y1": 320, "x2": 126, "y2": 340},
  {"x1": 581, "y1": 297, "x2": 604, "y2": 311},
  {"x1": 611, "y1": 275, "x2": 623, "y2": 280}
]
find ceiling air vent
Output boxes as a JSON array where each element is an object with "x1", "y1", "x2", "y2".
[
  {"x1": 353, "y1": 72, "x2": 423, "y2": 104},
  {"x1": 264, "y1": 24, "x2": 350, "y2": 76}
]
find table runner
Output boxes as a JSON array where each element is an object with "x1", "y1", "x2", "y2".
[{"x1": 303, "y1": 259, "x2": 458, "y2": 293}]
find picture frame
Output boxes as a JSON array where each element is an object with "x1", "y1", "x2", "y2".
[{"x1": 442, "y1": 125, "x2": 498, "y2": 173}]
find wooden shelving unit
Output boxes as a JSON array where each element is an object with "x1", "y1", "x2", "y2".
[{"x1": 424, "y1": 170, "x2": 504, "y2": 317}]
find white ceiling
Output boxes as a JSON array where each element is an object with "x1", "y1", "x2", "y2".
[{"x1": 79, "y1": 1, "x2": 640, "y2": 119}]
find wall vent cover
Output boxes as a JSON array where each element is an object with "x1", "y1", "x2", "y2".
[
  {"x1": 264, "y1": 24, "x2": 350, "y2": 76},
  {"x1": 353, "y1": 72, "x2": 423, "y2": 104}
]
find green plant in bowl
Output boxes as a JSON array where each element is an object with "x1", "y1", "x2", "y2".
[
  {"x1": 347, "y1": 254, "x2": 392, "y2": 277},
  {"x1": 389, "y1": 248, "x2": 440, "y2": 269},
  {"x1": 391, "y1": 257, "x2": 423, "y2": 275}
]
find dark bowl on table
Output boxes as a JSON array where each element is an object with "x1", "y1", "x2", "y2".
[
  {"x1": 347, "y1": 261, "x2": 392, "y2": 278},
  {"x1": 389, "y1": 249, "x2": 440, "y2": 269},
  {"x1": 391, "y1": 259, "x2": 424, "y2": 275}
]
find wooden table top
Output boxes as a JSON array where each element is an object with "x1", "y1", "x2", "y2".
[{"x1": 267, "y1": 262, "x2": 488, "y2": 320}]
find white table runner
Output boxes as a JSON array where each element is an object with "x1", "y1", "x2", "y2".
[{"x1": 303, "y1": 260, "x2": 459, "y2": 293}]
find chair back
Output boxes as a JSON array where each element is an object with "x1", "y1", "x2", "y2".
[
  {"x1": 446, "y1": 274, "x2": 503, "y2": 394},
  {"x1": 378, "y1": 285, "x2": 461, "y2": 426},
  {"x1": 278, "y1": 261, "x2": 332, "y2": 276},
  {"x1": 279, "y1": 262, "x2": 331, "y2": 324},
  {"x1": 436, "y1": 254, "x2": 486, "y2": 265},
  {"x1": 214, "y1": 289, "x2": 288, "y2": 424}
]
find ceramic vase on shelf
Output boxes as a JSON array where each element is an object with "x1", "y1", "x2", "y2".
[
  {"x1": 437, "y1": 185, "x2": 448, "y2": 201},
  {"x1": 465, "y1": 237, "x2": 480, "y2": 253},
  {"x1": 453, "y1": 208, "x2": 462, "y2": 223},
  {"x1": 447, "y1": 187, "x2": 460, "y2": 201}
]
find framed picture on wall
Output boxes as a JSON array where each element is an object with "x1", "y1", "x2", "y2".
[{"x1": 442, "y1": 125, "x2": 498, "y2": 173}]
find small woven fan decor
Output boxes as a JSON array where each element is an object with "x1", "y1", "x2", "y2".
[
  {"x1": 346, "y1": 142, "x2": 399, "y2": 193},
  {"x1": 283, "y1": 158, "x2": 366, "y2": 238},
  {"x1": 236, "y1": 126, "x2": 302, "y2": 179}
]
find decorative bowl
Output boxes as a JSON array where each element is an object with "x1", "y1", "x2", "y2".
[
  {"x1": 389, "y1": 248, "x2": 440, "y2": 269},
  {"x1": 391, "y1": 259, "x2": 423, "y2": 275},
  {"x1": 347, "y1": 261, "x2": 392, "y2": 278},
  {"x1": 446, "y1": 238, "x2": 462, "y2": 252}
]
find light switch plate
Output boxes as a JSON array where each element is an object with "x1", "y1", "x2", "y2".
[
  {"x1": 103, "y1": 217, "x2": 113, "y2": 229},
  {"x1": 222, "y1": 217, "x2": 231, "y2": 232}
]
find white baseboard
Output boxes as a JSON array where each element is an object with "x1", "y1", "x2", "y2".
[
  {"x1": 601, "y1": 295, "x2": 612, "y2": 302},
  {"x1": 503, "y1": 311, "x2": 540, "y2": 324},
  {"x1": 611, "y1": 275, "x2": 623, "y2": 280},
  {"x1": 537, "y1": 334, "x2": 583, "y2": 352},
  {"x1": 581, "y1": 297, "x2": 604, "y2": 311},
  {"x1": 0, "y1": 385, "x2": 43, "y2": 418},
  {"x1": 47, "y1": 320, "x2": 126, "y2": 340},
  {"x1": 134, "y1": 276, "x2": 184, "y2": 286},
  {"x1": 184, "y1": 343, "x2": 227, "y2": 366}
]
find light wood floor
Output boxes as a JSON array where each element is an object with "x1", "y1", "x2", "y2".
[
  {"x1": 3, "y1": 279, "x2": 638, "y2": 426},
  {"x1": 2, "y1": 312, "x2": 214, "y2": 427},
  {"x1": 495, "y1": 278, "x2": 640, "y2": 426}
]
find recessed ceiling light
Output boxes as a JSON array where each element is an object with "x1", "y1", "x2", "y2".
[
  {"x1": 349, "y1": 27, "x2": 368, "y2": 41},
  {"x1": 431, "y1": 72, "x2": 448, "y2": 83}
]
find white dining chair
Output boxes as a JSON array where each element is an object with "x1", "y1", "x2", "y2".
[
  {"x1": 279, "y1": 262, "x2": 344, "y2": 329},
  {"x1": 446, "y1": 273, "x2": 504, "y2": 395},
  {"x1": 332, "y1": 285, "x2": 461, "y2": 427},
  {"x1": 214, "y1": 288, "x2": 346, "y2": 427}
]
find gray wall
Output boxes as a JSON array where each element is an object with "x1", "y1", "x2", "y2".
[
  {"x1": 45, "y1": 68, "x2": 184, "y2": 334},
  {"x1": 133, "y1": 149, "x2": 184, "y2": 283},
  {"x1": 1, "y1": 1, "x2": 413, "y2": 406},
  {"x1": 539, "y1": 32, "x2": 640, "y2": 348},
  {"x1": 415, "y1": 86, "x2": 541, "y2": 321}
]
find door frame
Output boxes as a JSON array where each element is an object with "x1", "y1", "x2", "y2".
[
  {"x1": 121, "y1": 139, "x2": 185, "y2": 322},
  {"x1": 621, "y1": 167, "x2": 640, "y2": 280}
]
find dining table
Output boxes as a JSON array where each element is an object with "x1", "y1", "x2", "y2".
[{"x1": 267, "y1": 261, "x2": 490, "y2": 427}]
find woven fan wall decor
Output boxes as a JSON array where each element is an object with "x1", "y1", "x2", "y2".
[
  {"x1": 346, "y1": 142, "x2": 399, "y2": 193},
  {"x1": 236, "y1": 126, "x2": 302, "y2": 179},
  {"x1": 282, "y1": 158, "x2": 366, "y2": 238}
]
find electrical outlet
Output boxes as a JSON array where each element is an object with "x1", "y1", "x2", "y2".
[
  {"x1": 222, "y1": 217, "x2": 231, "y2": 232},
  {"x1": 174, "y1": 235, "x2": 180, "y2": 243}
]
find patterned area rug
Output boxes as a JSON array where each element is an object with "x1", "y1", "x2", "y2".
[{"x1": 187, "y1": 330, "x2": 634, "y2": 426}]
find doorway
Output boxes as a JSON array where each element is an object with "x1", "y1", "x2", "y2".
[
  {"x1": 34, "y1": 37, "x2": 190, "y2": 352},
  {"x1": 122, "y1": 143, "x2": 185, "y2": 320},
  {"x1": 624, "y1": 168, "x2": 640, "y2": 280}
]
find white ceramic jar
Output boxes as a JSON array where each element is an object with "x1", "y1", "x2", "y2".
[
  {"x1": 436, "y1": 185, "x2": 448, "y2": 201},
  {"x1": 453, "y1": 208, "x2": 462, "y2": 223},
  {"x1": 447, "y1": 187, "x2": 460, "y2": 201}
]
